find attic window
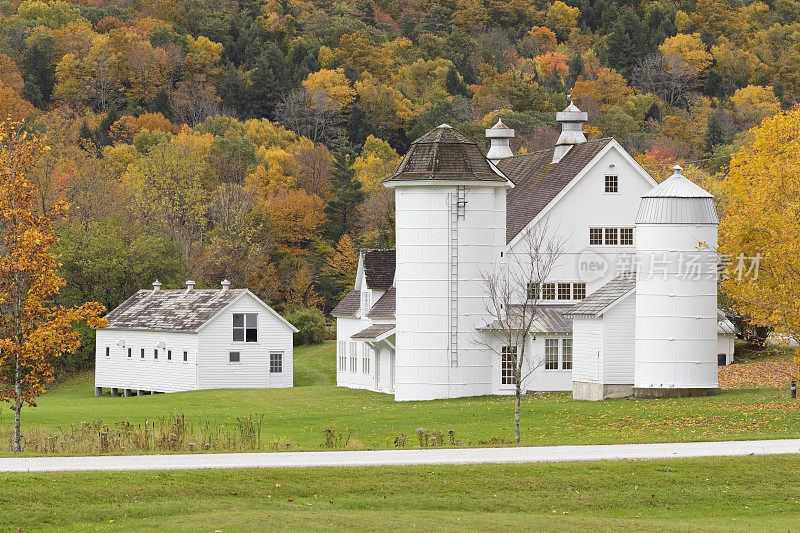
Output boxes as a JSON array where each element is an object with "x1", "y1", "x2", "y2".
[
  {"x1": 233, "y1": 313, "x2": 258, "y2": 342},
  {"x1": 229, "y1": 351, "x2": 241, "y2": 363},
  {"x1": 605, "y1": 175, "x2": 618, "y2": 193}
]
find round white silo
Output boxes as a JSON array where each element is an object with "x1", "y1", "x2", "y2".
[{"x1": 634, "y1": 165, "x2": 719, "y2": 397}]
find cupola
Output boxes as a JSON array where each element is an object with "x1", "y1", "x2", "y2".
[
  {"x1": 485, "y1": 117, "x2": 514, "y2": 164},
  {"x1": 552, "y1": 100, "x2": 588, "y2": 164}
]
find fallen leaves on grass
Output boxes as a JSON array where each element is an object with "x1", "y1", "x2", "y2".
[{"x1": 719, "y1": 360, "x2": 795, "y2": 389}]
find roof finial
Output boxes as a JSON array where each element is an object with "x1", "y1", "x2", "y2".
[
  {"x1": 672, "y1": 164, "x2": 683, "y2": 176},
  {"x1": 152, "y1": 280, "x2": 161, "y2": 291}
]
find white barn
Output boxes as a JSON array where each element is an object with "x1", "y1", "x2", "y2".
[
  {"x1": 332, "y1": 102, "x2": 737, "y2": 401},
  {"x1": 94, "y1": 280, "x2": 298, "y2": 396}
]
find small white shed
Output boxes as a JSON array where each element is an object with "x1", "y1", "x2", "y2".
[{"x1": 94, "y1": 280, "x2": 298, "y2": 396}]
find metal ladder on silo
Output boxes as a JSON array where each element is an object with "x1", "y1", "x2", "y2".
[{"x1": 449, "y1": 186, "x2": 466, "y2": 367}]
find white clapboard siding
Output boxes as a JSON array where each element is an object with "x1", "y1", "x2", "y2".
[
  {"x1": 196, "y1": 293, "x2": 294, "y2": 390},
  {"x1": 602, "y1": 294, "x2": 636, "y2": 385},
  {"x1": 572, "y1": 317, "x2": 603, "y2": 384},
  {"x1": 95, "y1": 329, "x2": 199, "y2": 392}
]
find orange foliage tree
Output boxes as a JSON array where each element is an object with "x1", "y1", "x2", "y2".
[{"x1": 0, "y1": 122, "x2": 106, "y2": 453}]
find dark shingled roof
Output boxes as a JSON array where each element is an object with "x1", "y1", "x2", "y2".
[
  {"x1": 104, "y1": 289, "x2": 246, "y2": 331},
  {"x1": 384, "y1": 125, "x2": 507, "y2": 183},
  {"x1": 352, "y1": 323, "x2": 396, "y2": 339},
  {"x1": 498, "y1": 138, "x2": 612, "y2": 243},
  {"x1": 331, "y1": 289, "x2": 360, "y2": 317},
  {"x1": 367, "y1": 287, "x2": 395, "y2": 318},
  {"x1": 364, "y1": 249, "x2": 395, "y2": 289},
  {"x1": 565, "y1": 274, "x2": 636, "y2": 316}
]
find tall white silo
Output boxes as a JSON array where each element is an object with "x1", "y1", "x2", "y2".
[
  {"x1": 383, "y1": 125, "x2": 511, "y2": 401},
  {"x1": 634, "y1": 165, "x2": 720, "y2": 397}
]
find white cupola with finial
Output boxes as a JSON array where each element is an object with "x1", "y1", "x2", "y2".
[
  {"x1": 552, "y1": 98, "x2": 588, "y2": 163},
  {"x1": 485, "y1": 117, "x2": 514, "y2": 163}
]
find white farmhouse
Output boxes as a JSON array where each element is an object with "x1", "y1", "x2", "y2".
[
  {"x1": 94, "y1": 280, "x2": 298, "y2": 396},
  {"x1": 333, "y1": 101, "x2": 737, "y2": 401}
]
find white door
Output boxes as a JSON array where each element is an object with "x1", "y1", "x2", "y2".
[
  {"x1": 389, "y1": 348, "x2": 395, "y2": 391},
  {"x1": 375, "y1": 348, "x2": 381, "y2": 389}
]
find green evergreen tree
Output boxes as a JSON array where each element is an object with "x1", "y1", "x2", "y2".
[
  {"x1": 22, "y1": 33, "x2": 57, "y2": 107},
  {"x1": 705, "y1": 114, "x2": 725, "y2": 154},
  {"x1": 324, "y1": 150, "x2": 365, "y2": 242},
  {"x1": 445, "y1": 66, "x2": 471, "y2": 97}
]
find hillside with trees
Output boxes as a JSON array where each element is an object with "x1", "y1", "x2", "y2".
[{"x1": 1, "y1": 0, "x2": 796, "y2": 365}]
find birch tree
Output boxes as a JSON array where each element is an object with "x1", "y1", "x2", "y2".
[{"x1": 479, "y1": 220, "x2": 565, "y2": 443}]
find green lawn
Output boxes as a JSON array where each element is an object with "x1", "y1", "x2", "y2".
[
  {"x1": 2, "y1": 341, "x2": 799, "y2": 455},
  {"x1": 2, "y1": 456, "x2": 799, "y2": 531}
]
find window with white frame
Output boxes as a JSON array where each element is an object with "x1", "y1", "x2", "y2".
[
  {"x1": 154, "y1": 349, "x2": 159, "y2": 360},
  {"x1": 338, "y1": 341, "x2": 346, "y2": 372},
  {"x1": 590, "y1": 227, "x2": 633, "y2": 246},
  {"x1": 562, "y1": 339, "x2": 573, "y2": 369},
  {"x1": 229, "y1": 350, "x2": 241, "y2": 363},
  {"x1": 167, "y1": 350, "x2": 172, "y2": 361},
  {"x1": 233, "y1": 313, "x2": 258, "y2": 342},
  {"x1": 501, "y1": 345, "x2": 517, "y2": 385},
  {"x1": 528, "y1": 282, "x2": 586, "y2": 301},
  {"x1": 105, "y1": 346, "x2": 110, "y2": 357},
  {"x1": 270, "y1": 352, "x2": 283, "y2": 373},
  {"x1": 604, "y1": 175, "x2": 618, "y2": 193},
  {"x1": 140, "y1": 348, "x2": 145, "y2": 359},
  {"x1": 545, "y1": 339, "x2": 559, "y2": 370},
  {"x1": 349, "y1": 342, "x2": 357, "y2": 373},
  {"x1": 127, "y1": 347, "x2": 132, "y2": 358},
  {"x1": 183, "y1": 351, "x2": 188, "y2": 362},
  {"x1": 362, "y1": 345, "x2": 370, "y2": 374}
]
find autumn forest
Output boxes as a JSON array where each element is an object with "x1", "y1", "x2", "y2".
[{"x1": 1, "y1": 0, "x2": 797, "y2": 366}]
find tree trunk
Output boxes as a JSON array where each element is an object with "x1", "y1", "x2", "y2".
[
  {"x1": 14, "y1": 356, "x2": 21, "y2": 454},
  {"x1": 514, "y1": 382, "x2": 521, "y2": 444}
]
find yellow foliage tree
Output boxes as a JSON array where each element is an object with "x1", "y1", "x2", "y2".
[
  {"x1": 659, "y1": 33, "x2": 713, "y2": 76},
  {"x1": 302, "y1": 68, "x2": 356, "y2": 111},
  {"x1": 352, "y1": 135, "x2": 401, "y2": 192},
  {"x1": 730, "y1": 85, "x2": 782, "y2": 128},
  {"x1": 545, "y1": 1, "x2": 580, "y2": 41},
  {"x1": 0, "y1": 122, "x2": 107, "y2": 453},
  {"x1": 720, "y1": 108, "x2": 800, "y2": 342}
]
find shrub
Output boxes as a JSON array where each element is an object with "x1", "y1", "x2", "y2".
[{"x1": 286, "y1": 306, "x2": 327, "y2": 345}]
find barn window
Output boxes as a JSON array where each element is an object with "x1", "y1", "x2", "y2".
[
  {"x1": 501, "y1": 345, "x2": 517, "y2": 385},
  {"x1": 183, "y1": 351, "x2": 188, "y2": 362},
  {"x1": 338, "y1": 341, "x2": 346, "y2": 372},
  {"x1": 604, "y1": 228, "x2": 618, "y2": 245},
  {"x1": 620, "y1": 227, "x2": 634, "y2": 245},
  {"x1": 154, "y1": 349, "x2": 158, "y2": 360},
  {"x1": 270, "y1": 352, "x2": 283, "y2": 373},
  {"x1": 589, "y1": 228, "x2": 603, "y2": 245},
  {"x1": 562, "y1": 338, "x2": 573, "y2": 370},
  {"x1": 544, "y1": 339, "x2": 559, "y2": 370},
  {"x1": 557, "y1": 283, "x2": 571, "y2": 300},
  {"x1": 127, "y1": 348, "x2": 132, "y2": 358},
  {"x1": 526, "y1": 282, "x2": 539, "y2": 300},
  {"x1": 362, "y1": 345, "x2": 370, "y2": 375},
  {"x1": 167, "y1": 350, "x2": 172, "y2": 361},
  {"x1": 229, "y1": 351, "x2": 241, "y2": 363},
  {"x1": 349, "y1": 342, "x2": 357, "y2": 373},
  {"x1": 542, "y1": 283, "x2": 556, "y2": 300},
  {"x1": 573, "y1": 283, "x2": 586, "y2": 300},
  {"x1": 140, "y1": 348, "x2": 145, "y2": 359},
  {"x1": 604, "y1": 175, "x2": 618, "y2": 193},
  {"x1": 105, "y1": 347, "x2": 110, "y2": 357},
  {"x1": 233, "y1": 313, "x2": 258, "y2": 342}
]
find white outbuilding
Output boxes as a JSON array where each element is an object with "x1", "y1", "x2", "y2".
[{"x1": 94, "y1": 280, "x2": 298, "y2": 396}]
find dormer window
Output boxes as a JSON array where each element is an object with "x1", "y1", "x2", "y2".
[
  {"x1": 233, "y1": 313, "x2": 258, "y2": 342},
  {"x1": 605, "y1": 175, "x2": 618, "y2": 193}
]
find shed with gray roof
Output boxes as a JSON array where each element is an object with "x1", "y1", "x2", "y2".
[{"x1": 95, "y1": 281, "x2": 298, "y2": 396}]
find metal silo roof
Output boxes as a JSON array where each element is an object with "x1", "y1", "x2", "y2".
[{"x1": 636, "y1": 165, "x2": 719, "y2": 224}]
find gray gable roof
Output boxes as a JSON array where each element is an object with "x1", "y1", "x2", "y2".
[
  {"x1": 484, "y1": 304, "x2": 574, "y2": 333},
  {"x1": 363, "y1": 249, "x2": 395, "y2": 289},
  {"x1": 498, "y1": 138, "x2": 612, "y2": 243},
  {"x1": 367, "y1": 287, "x2": 395, "y2": 318},
  {"x1": 565, "y1": 274, "x2": 636, "y2": 316},
  {"x1": 331, "y1": 289, "x2": 360, "y2": 317},
  {"x1": 352, "y1": 323, "x2": 395, "y2": 339},
  {"x1": 105, "y1": 289, "x2": 247, "y2": 331}
]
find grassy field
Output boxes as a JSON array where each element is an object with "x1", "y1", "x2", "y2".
[
  {"x1": 1, "y1": 455, "x2": 799, "y2": 531},
  {"x1": 1, "y1": 340, "x2": 799, "y2": 455}
]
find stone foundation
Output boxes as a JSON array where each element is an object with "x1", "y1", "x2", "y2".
[
  {"x1": 633, "y1": 387, "x2": 720, "y2": 399},
  {"x1": 573, "y1": 381, "x2": 633, "y2": 401}
]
